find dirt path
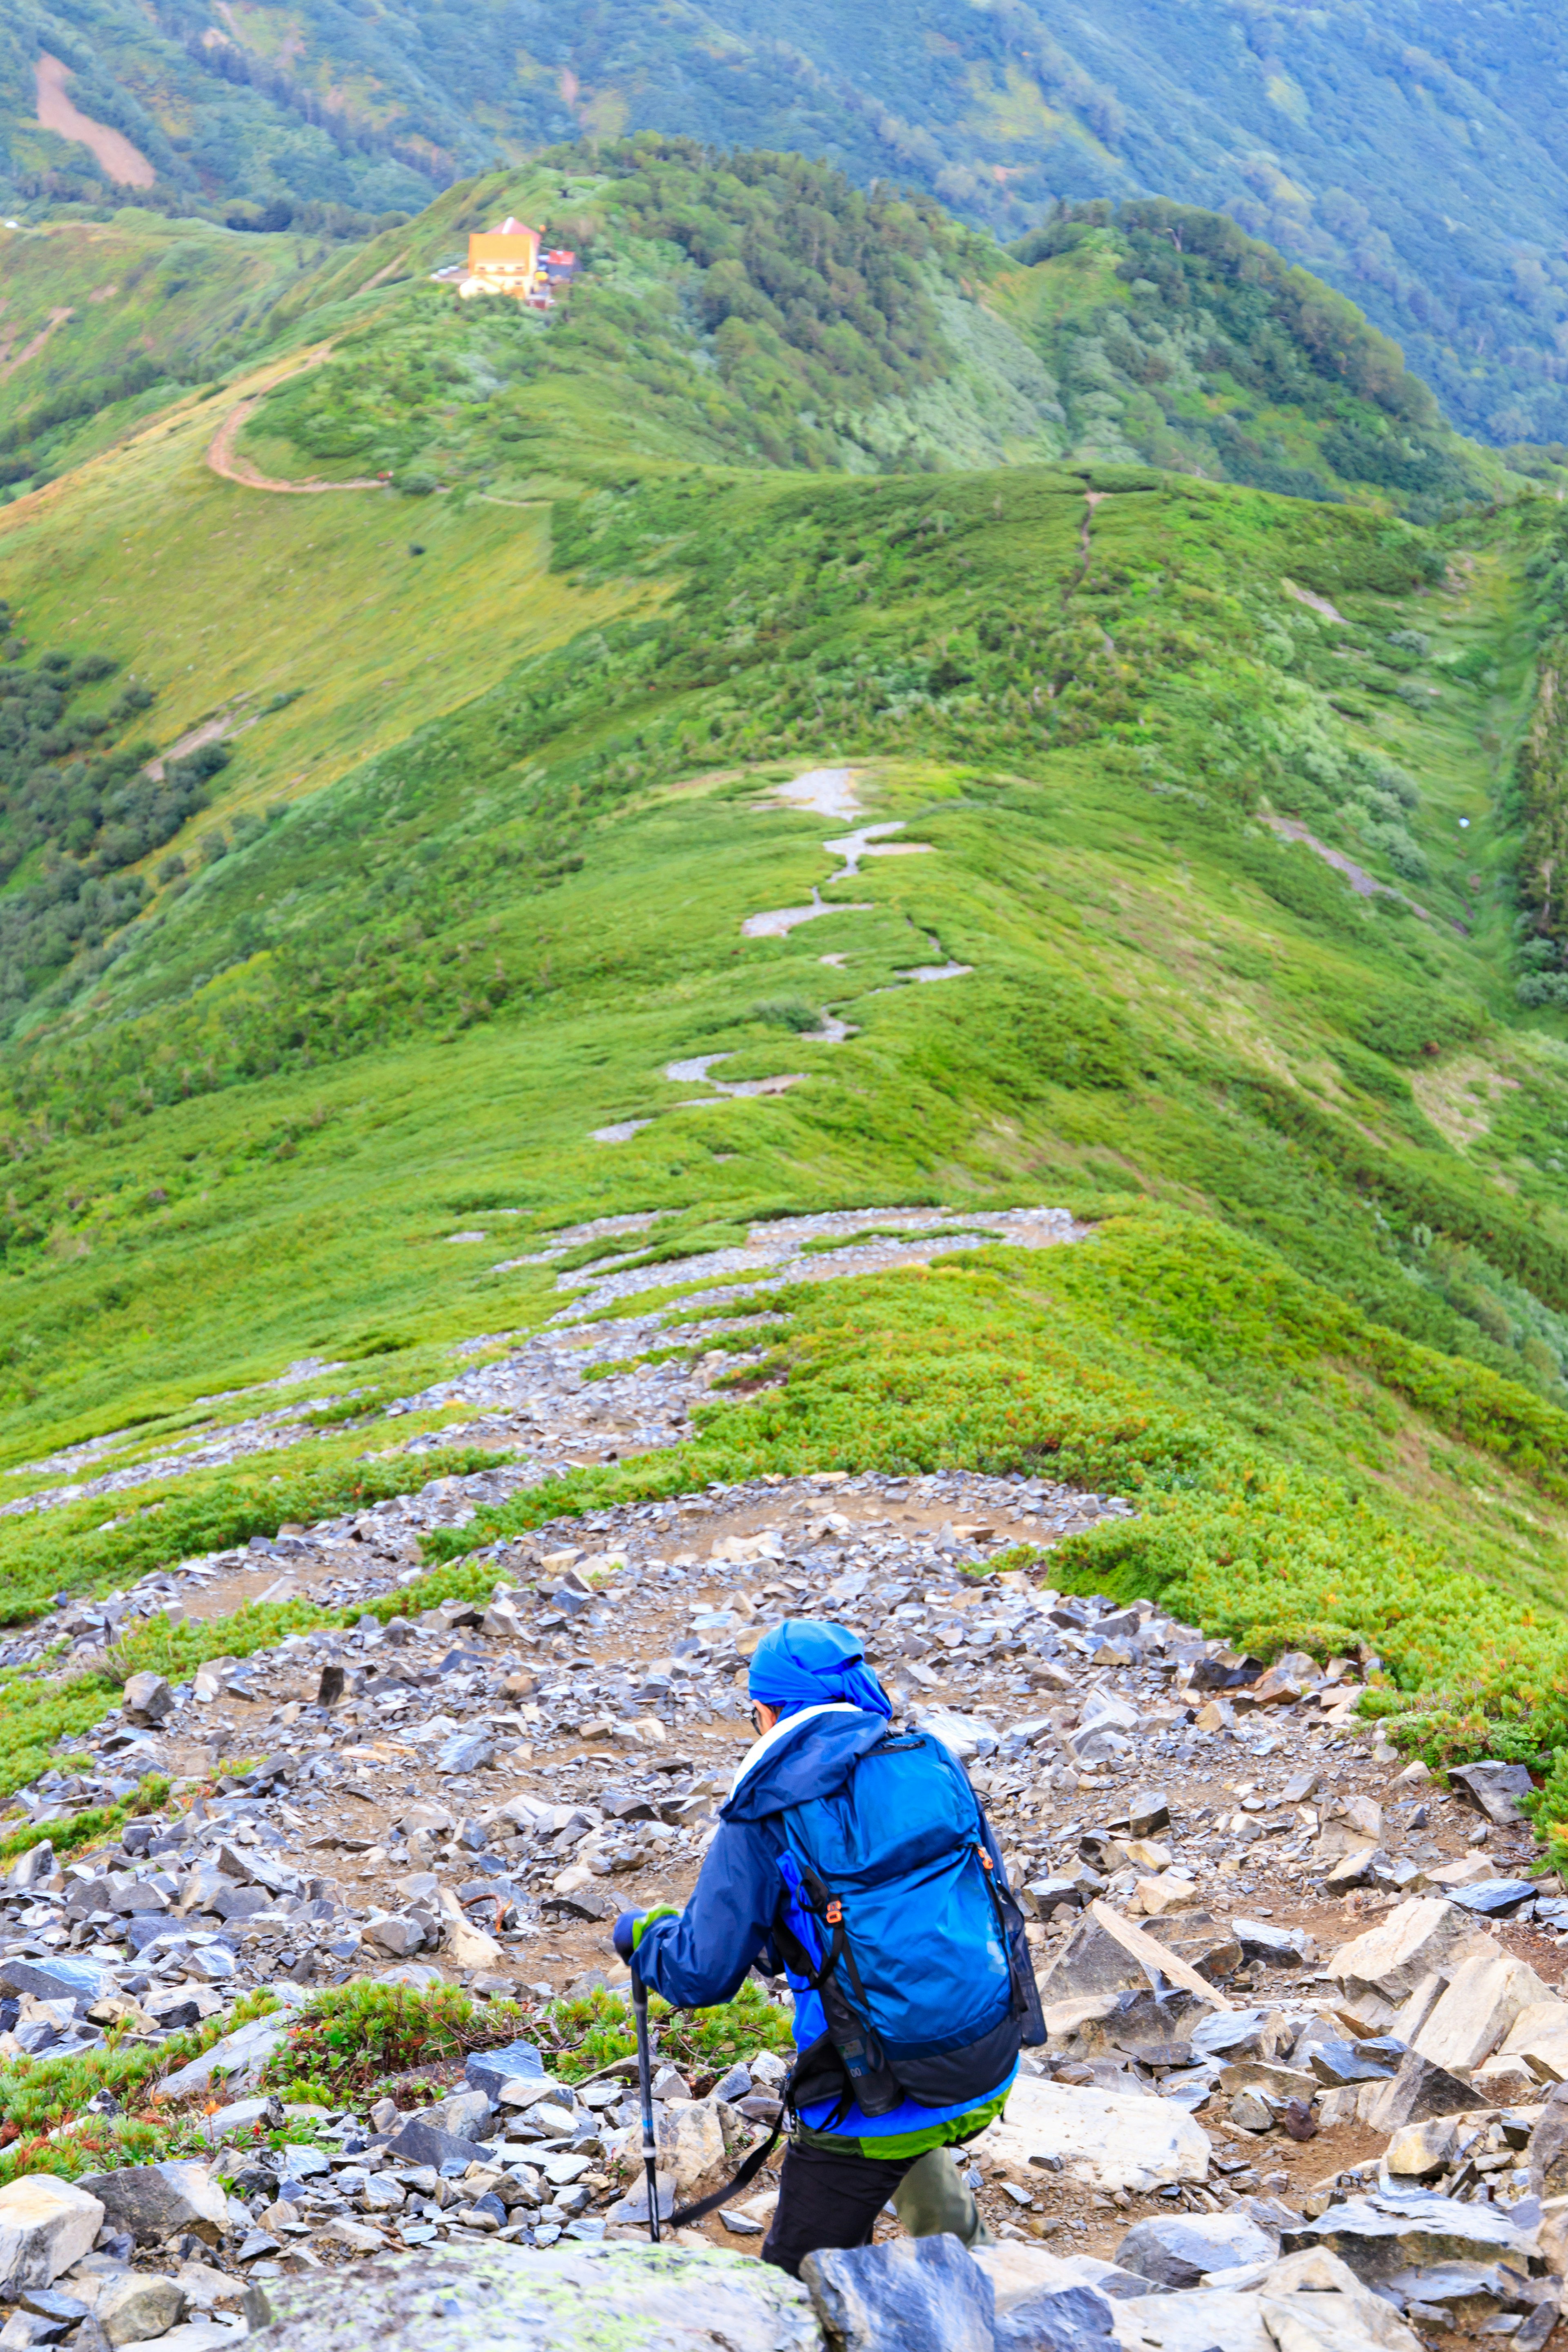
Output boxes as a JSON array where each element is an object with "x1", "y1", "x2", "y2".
[
  {"x1": 1076, "y1": 488, "x2": 1118, "y2": 652},
  {"x1": 1261, "y1": 813, "x2": 1441, "y2": 927},
  {"x1": 0, "y1": 305, "x2": 72, "y2": 384},
  {"x1": 34, "y1": 55, "x2": 154, "y2": 188},
  {"x1": 144, "y1": 702, "x2": 256, "y2": 783},
  {"x1": 205, "y1": 376, "x2": 388, "y2": 496}
]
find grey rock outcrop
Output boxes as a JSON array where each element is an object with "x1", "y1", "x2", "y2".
[
  {"x1": 74, "y1": 2163, "x2": 228, "y2": 2248},
  {"x1": 1114, "y1": 2209, "x2": 1276, "y2": 2289},
  {"x1": 250, "y1": 2240, "x2": 822, "y2": 2352},
  {"x1": 802, "y1": 2233, "x2": 993, "y2": 2352}
]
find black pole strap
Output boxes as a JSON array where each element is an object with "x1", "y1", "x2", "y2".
[{"x1": 667, "y1": 2109, "x2": 788, "y2": 2230}]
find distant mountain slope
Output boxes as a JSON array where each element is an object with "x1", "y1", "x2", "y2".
[
  {"x1": 0, "y1": 214, "x2": 350, "y2": 492},
  {"x1": 218, "y1": 155, "x2": 1512, "y2": 517},
  {"x1": 0, "y1": 151, "x2": 1532, "y2": 1056},
  {"x1": 5, "y1": 2, "x2": 1568, "y2": 448},
  {"x1": 5, "y1": 143, "x2": 1568, "y2": 1768}
]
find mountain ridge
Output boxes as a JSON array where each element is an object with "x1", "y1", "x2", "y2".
[
  {"x1": 1, "y1": 143, "x2": 1568, "y2": 1829},
  {"x1": 8, "y1": 2, "x2": 1568, "y2": 446}
]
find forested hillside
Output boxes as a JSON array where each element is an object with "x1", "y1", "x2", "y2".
[
  {"x1": 7, "y1": 0, "x2": 1568, "y2": 448},
  {"x1": 2, "y1": 141, "x2": 1568, "y2": 1822}
]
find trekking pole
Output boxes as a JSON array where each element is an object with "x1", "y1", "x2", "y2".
[{"x1": 633, "y1": 1972, "x2": 661, "y2": 2245}]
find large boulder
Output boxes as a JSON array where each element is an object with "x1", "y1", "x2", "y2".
[
  {"x1": 5, "y1": 1841, "x2": 54, "y2": 1891},
  {"x1": 1498, "y1": 2000, "x2": 1568, "y2": 2085},
  {"x1": 1359, "y1": 2051, "x2": 1487, "y2": 2134},
  {"x1": 656, "y1": 2097, "x2": 729, "y2": 2192},
  {"x1": 75, "y1": 2161, "x2": 229, "y2": 2247},
  {"x1": 1528, "y1": 2082, "x2": 1568, "y2": 2200},
  {"x1": 1327, "y1": 1898, "x2": 1488, "y2": 2009},
  {"x1": 974, "y1": 2244, "x2": 1136, "y2": 2310},
  {"x1": 0, "y1": 1955, "x2": 110, "y2": 2011},
  {"x1": 158, "y1": 2012, "x2": 290, "y2": 2098},
  {"x1": 384, "y1": 2116, "x2": 494, "y2": 2171},
  {"x1": 248, "y1": 2238, "x2": 821, "y2": 2351},
  {"x1": 122, "y1": 1672, "x2": 176, "y2": 1726},
  {"x1": 98, "y1": 2272, "x2": 188, "y2": 2345},
  {"x1": 802, "y1": 2234, "x2": 993, "y2": 2352},
  {"x1": 1100, "y1": 2289, "x2": 1276, "y2": 2351},
  {"x1": 1252, "y1": 2247, "x2": 1426, "y2": 2352},
  {"x1": 1113, "y1": 2246, "x2": 1425, "y2": 2352},
  {"x1": 1035, "y1": 1902, "x2": 1231, "y2": 2011},
  {"x1": 414, "y1": 2089, "x2": 493, "y2": 2142},
  {"x1": 971, "y1": 2075, "x2": 1212, "y2": 2194},
  {"x1": 0, "y1": 2176, "x2": 104, "y2": 2292},
  {"x1": 1448, "y1": 1762, "x2": 1534, "y2": 1827},
  {"x1": 438, "y1": 1886, "x2": 506, "y2": 1971},
  {"x1": 1410, "y1": 1949, "x2": 1554, "y2": 2075},
  {"x1": 1114, "y1": 2210, "x2": 1276, "y2": 2289},
  {"x1": 1279, "y1": 2194, "x2": 1536, "y2": 2286},
  {"x1": 993, "y1": 2283, "x2": 1113, "y2": 2351}
]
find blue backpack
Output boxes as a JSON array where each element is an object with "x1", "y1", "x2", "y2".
[{"x1": 771, "y1": 1725, "x2": 1045, "y2": 2118}]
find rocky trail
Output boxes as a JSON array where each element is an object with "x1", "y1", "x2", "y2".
[
  {"x1": 2, "y1": 1264, "x2": 1567, "y2": 2349},
  {"x1": 0, "y1": 1205, "x2": 1082, "y2": 1526}
]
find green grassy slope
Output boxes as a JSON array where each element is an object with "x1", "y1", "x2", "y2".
[
  {"x1": 2, "y1": 149, "x2": 1568, "y2": 1806},
  {"x1": 8, "y1": 2, "x2": 1568, "y2": 449},
  {"x1": 232, "y1": 157, "x2": 1521, "y2": 513},
  {"x1": 0, "y1": 213, "x2": 365, "y2": 493}
]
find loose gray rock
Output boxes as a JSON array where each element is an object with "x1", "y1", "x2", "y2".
[
  {"x1": 74, "y1": 2163, "x2": 228, "y2": 2248},
  {"x1": 1361, "y1": 2050, "x2": 1487, "y2": 2132},
  {"x1": 159, "y1": 2016, "x2": 288, "y2": 2099},
  {"x1": 1280, "y1": 2193, "x2": 1536, "y2": 2283},
  {"x1": 465, "y1": 2041, "x2": 546, "y2": 2102},
  {"x1": 438, "y1": 1734, "x2": 496, "y2": 1773},
  {"x1": 416, "y1": 2089, "x2": 492, "y2": 2140},
  {"x1": 1294, "y1": 2034, "x2": 1392, "y2": 2088},
  {"x1": 121, "y1": 1673, "x2": 175, "y2": 1726},
  {"x1": 250, "y1": 2238, "x2": 820, "y2": 2351},
  {"x1": 383, "y1": 2116, "x2": 492, "y2": 2171},
  {"x1": 1114, "y1": 2211, "x2": 1276, "y2": 2290},
  {"x1": 802, "y1": 2232, "x2": 993, "y2": 2352},
  {"x1": 994, "y1": 2284, "x2": 1115, "y2": 2352},
  {"x1": 1528, "y1": 2081, "x2": 1568, "y2": 2200},
  {"x1": 1448, "y1": 1762, "x2": 1535, "y2": 1828},
  {"x1": 1445, "y1": 1878, "x2": 1537, "y2": 1917},
  {"x1": 98, "y1": 2272, "x2": 187, "y2": 2345},
  {"x1": 4, "y1": 1841, "x2": 54, "y2": 1891},
  {"x1": 0, "y1": 2177, "x2": 105, "y2": 2292},
  {"x1": 1231, "y1": 1919, "x2": 1314, "y2": 1968},
  {"x1": 0, "y1": 1956, "x2": 108, "y2": 2010}
]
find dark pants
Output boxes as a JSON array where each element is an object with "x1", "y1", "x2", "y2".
[{"x1": 759, "y1": 2138, "x2": 987, "y2": 2278}]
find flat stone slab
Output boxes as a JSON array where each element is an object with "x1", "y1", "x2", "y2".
[
  {"x1": 1107, "y1": 2290, "x2": 1276, "y2": 2352},
  {"x1": 250, "y1": 2238, "x2": 823, "y2": 2352},
  {"x1": 1279, "y1": 2192, "x2": 1535, "y2": 2283},
  {"x1": 972, "y1": 2076, "x2": 1212, "y2": 2194}
]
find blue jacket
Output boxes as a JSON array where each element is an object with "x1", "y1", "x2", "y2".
[{"x1": 632, "y1": 1703, "x2": 1019, "y2": 2140}]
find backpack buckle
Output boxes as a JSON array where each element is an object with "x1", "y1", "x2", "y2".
[{"x1": 824, "y1": 1898, "x2": 844, "y2": 1926}]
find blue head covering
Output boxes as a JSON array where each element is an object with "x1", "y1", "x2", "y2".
[{"x1": 747, "y1": 1618, "x2": 892, "y2": 1722}]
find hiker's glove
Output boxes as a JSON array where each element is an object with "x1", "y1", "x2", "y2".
[{"x1": 614, "y1": 1904, "x2": 679, "y2": 1964}]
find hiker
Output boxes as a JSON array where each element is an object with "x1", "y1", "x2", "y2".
[{"x1": 611, "y1": 1617, "x2": 1042, "y2": 2275}]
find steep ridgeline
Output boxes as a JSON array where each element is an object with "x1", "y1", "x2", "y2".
[
  {"x1": 7, "y1": 2, "x2": 1568, "y2": 450},
  {"x1": 220, "y1": 158, "x2": 1509, "y2": 515},
  {"x1": 0, "y1": 147, "x2": 1567, "y2": 1832}
]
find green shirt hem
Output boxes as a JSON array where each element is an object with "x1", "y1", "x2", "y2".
[{"x1": 794, "y1": 2085, "x2": 1011, "y2": 2162}]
